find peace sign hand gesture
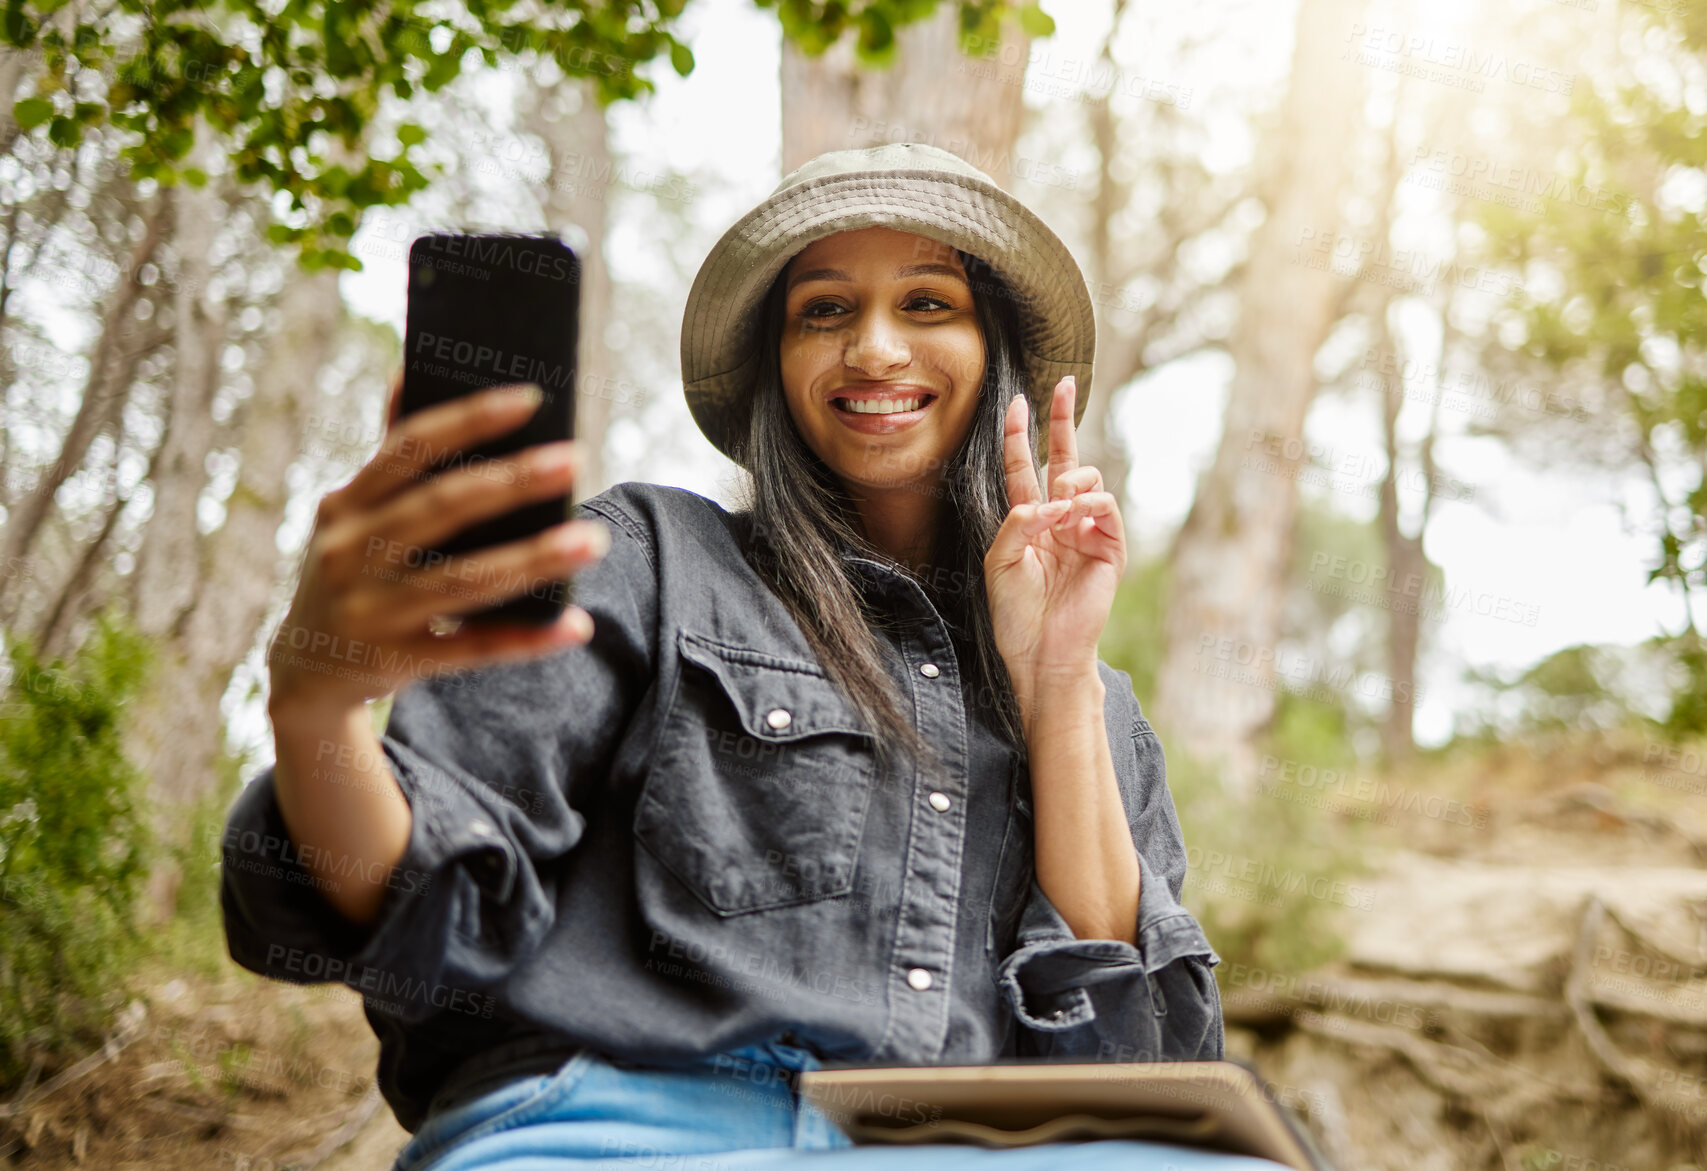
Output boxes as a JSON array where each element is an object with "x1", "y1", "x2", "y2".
[{"x1": 984, "y1": 375, "x2": 1127, "y2": 734}]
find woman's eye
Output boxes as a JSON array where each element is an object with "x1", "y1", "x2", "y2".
[
  {"x1": 799, "y1": 300, "x2": 846, "y2": 323},
  {"x1": 908, "y1": 295, "x2": 952, "y2": 312}
]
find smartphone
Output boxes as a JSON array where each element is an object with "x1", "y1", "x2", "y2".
[{"x1": 399, "y1": 230, "x2": 581, "y2": 626}]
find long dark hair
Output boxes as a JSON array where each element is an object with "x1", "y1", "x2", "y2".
[{"x1": 729, "y1": 247, "x2": 1040, "y2": 772}]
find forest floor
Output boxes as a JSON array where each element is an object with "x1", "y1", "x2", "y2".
[
  {"x1": 3, "y1": 729, "x2": 1705, "y2": 1170},
  {"x1": 0, "y1": 958, "x2": 409, "y2": 1171},
  {"x1": 1224, "y1": 731, "x2": 1707, "y2": 1171}
]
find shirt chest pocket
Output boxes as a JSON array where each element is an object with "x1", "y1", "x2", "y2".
[{"x1": 633, "y1": 630, "x2": 879, "y2": 917}]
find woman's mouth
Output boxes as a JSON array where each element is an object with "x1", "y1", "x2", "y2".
[
  {"x1": 835, "y1": 394, "x2": 932, "y2": 415},
  {"x1": 829, "y1": 391, "x2": 938, "y2": 433}
]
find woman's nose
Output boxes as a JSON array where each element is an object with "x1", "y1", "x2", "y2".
[{"x1": 842, "y1": 310, "x2": 910, "y2": 376}]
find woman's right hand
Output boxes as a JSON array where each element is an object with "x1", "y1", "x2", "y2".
[{"x1": 266, "y1": 373, "x2": 609, "y2": 717}]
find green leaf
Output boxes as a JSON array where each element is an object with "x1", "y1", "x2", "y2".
[
  {"x1": 12, "y1": 96, "x2": 52, "y2": 130},
  {"x1": 182, "y1": 167, "x2": 208, "y2": 187},
  {"x1": 669, "y1": 40, "x2": 693, "y2": 76},
  {"x1": 1017, "y1": 2, "x2": 1054, "y2": 37},
  {"x1": 396, "y1": 122, "x2": 425, "y2": 145},
  {"x1": 46, "y1": 114, "x2": 80, "y2": 147},
  {"x1": 856, "y1": 9, "x2": 894, "y2": 58},
  {"x1": 3, "y1": 1, "x2": 39, "y2": 47}
]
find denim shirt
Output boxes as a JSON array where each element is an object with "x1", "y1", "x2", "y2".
[{"x1": 219, "y1": 480, "x2": 1224, "y2": 1133}]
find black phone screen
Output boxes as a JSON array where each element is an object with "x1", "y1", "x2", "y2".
[{"x1": 400, "y1": 231, "x2": 581, "y2": 627}]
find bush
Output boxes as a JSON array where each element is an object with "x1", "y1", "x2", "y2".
[
  {"x1": 1162, "y1": 732, "x2": 1360, "y2": 983},
  {"x1": 1100, "y1": 562, "x2": 1363, "y2": 984},
  {"x1": 0, "y1": 608, "x2": 154, "y2": 1089},
  {"x1": 1454, "y1": 637, "x2": 1677, "y2": 745}
]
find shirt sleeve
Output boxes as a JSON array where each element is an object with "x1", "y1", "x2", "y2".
[
  {"x1": 995, "y1": 671, "x2": 1224, "y2": 1062},
  {"x1": 219, "y1": 492, "x2": 658, "y2": 1022}
]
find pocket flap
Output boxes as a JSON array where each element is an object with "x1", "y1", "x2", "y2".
[{"x1": 677, "y1": 631, "x2": 870, "y2": 743}]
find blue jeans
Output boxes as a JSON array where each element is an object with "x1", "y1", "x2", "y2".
[{"x1": 391, "y1": 1037, "x2": 1293, "y2": 1170}]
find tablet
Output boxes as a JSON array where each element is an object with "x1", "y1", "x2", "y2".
[{"x1": 798, "y1": 1059, "x2": 1332, "y2": 1169}]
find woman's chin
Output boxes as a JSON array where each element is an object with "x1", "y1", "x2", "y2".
[{"x1": 833, "y1": 463, "x2": 950, "y2": 498}]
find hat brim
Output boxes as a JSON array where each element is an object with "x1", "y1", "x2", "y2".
[{"x1": 681, "y1": 165, "x2": 1095, "y2": 468}]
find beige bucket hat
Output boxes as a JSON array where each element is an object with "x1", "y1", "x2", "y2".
[{"x1": 680, "y1": 141, "x2": 1096, "y2": 466}]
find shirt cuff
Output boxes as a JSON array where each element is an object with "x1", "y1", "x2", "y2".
[
  {"x1": 219, "y1": 733, "x2": 552, "y2": 1018},
  {"x1": 341, "y1": 735, "x2": 537, "y2": 987},
  {"x1": 996, "y1": 850, "x2": 1220, "y2": 1033}
]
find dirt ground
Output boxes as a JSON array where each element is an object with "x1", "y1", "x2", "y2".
[
  {"x1": 1224, "y1": 732, "x2": 1707, "y2": 1170},
  {"x1": 0, "y1": 964, "x2": 411, "y2": 1170}
]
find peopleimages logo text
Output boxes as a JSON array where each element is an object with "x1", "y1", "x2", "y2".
[
  {"x1": 417, "y1": 234, "x2": 577, "y2": 282},
  {"x1": 413, "y1": 330, "x2": 574, "y2": 389}
]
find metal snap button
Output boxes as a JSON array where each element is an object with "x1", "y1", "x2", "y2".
[
  {"x1": 919, "y1": 663, "x2": 940, "y2": 678},
  {"x1": 906, "y1": 967, "x2": 933, "y2": 991},
  {"x1": 928, "y1": 792, "x2": 951, "y2": 812},
  {"x1": 766, "y1": 708, "x2": 792, "y2": 731}
]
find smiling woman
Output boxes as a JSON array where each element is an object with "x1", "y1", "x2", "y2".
[
  {"x1": 738, "y1": 223, "x2": 1033, "y2": 768},
  {"x1": 219, "y1": 142, "x2": 1253, "y2": 1171}
]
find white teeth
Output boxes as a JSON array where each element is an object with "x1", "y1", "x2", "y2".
[{"x1": 841, "y1": 396, "x2": 925, "y2": 415}]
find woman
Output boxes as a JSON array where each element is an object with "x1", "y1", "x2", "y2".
[{"x1": 221, "y1": 143, "x2": 1268, "y2": 1169}]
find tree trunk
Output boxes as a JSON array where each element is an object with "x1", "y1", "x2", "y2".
[
  {"x1": 0, "y1": 48, "x2": 27, "y2": 159},
  {"x1": 130, "y1": 171, "x2": 226, "y2": 641},
  {"x1": 1363, "y1": 101, "x2": 1423, "y2": 766},
  {"x1": 37, "y1": 453, "x2": 131, "y2": 663},
  {"x1": 1074, "y1": 5, "x2": 1134, "y2": 513},
  {"x1": 1150, "y1": 0, "x2": 1369, "y2": 793},
  {"x1": 1376, "y1": 317, "x2": 1424, "y2": 766},
  {"x1": 780, "y1": 9, "x2": 1031, "y2": 182},
  {"x1": 0, "y1": 196, "x2": 169, "y2": 624},
  {"x1": 129, "y1": 269, "x2": 342, "y2": 818},
  {"x1": 517, "y1": 78, "x2": 617, "y2": 498}
]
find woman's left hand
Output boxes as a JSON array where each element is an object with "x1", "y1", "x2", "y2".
[{"x1": 985, "y1": 375, "x2": 1127, "y2": 724}]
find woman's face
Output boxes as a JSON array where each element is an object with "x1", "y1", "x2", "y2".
[{"x1": 779, "y1": 226, "x2": 985, "y2": 495}]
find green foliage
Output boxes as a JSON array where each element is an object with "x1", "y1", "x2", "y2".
[
  {"x1": 6, "y1": 0, "x2": 1037, "y2": 268},
  {"x1": 754, "y1": 0, "x2": 1015, "y2": 61},
  {"x1": 1277, "y1": 495, "x2": 1436, "y2": 751},
  {"x1": 1100, "y1": 555, "x2": 1358, "y2": 983},
  {"x1": 1097, "y1": 554, "x2": 1169, "y2": 705},
  {"x1": 1455, "y1": 634, "x2": 1681, "y2": 743},
  {"x1": 0, "y1": 609, "x2": 154, "y2": 1088},
  {"x1": 152, "y1": 746, "x2": 255, "y2": 983},
  {"x1": 1660, "y1": 631, "x2": 1707, "y2": 738},
  {"x1": 1479, "y1": 4, "x2": 1707, "y2": 727},
  {"x1": 1015, "y1": 2, "x2": 1052, "y2": 38},
  {"x1": 1166, "y1": 736, "x2": 1358, "y2": 983},
  {"x1": 1266, "y1": 687, "x2": 1355, "y2": 773}
]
